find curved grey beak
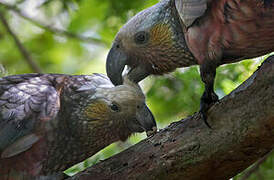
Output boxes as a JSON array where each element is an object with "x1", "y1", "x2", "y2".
[
  {"x1": 106, "y1": 45, "x2": 150, "y2": 86},
  {"x1": 136, "y1": 104, "x2": 157, "y2": 136},
  {"x1": 106, "y1": 46, "x2": 127, "y2": 85}
]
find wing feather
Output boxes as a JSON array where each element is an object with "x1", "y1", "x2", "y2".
[
  {"x1": 175, "y1": 0, "x2": 208, "y2": 27},
  {"x1": 0, "y1": 74, "x2": 60, "y2": 157}
]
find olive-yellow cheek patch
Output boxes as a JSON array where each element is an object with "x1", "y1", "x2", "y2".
[
  {"x1": 85, "y1": 101, "x2": 109, "y2": 120},
  {"x1": 149, "y1": 23, "x2": 173, "y2": 47}
]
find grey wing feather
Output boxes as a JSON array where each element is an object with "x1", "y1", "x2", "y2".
[
  {"x1": 175, "y1": 0, "x2": 208, "y2": 27},
  {"x1": 0, "y1": 74, "x2": 60, "y2": 156},
  {"x1": 1, "y1": 133, "x2": 40, "y2": 158}
]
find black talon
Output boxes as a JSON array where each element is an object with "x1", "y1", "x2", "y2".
[
  {"x1": 200, "y1": 110, "x2": 211, "y2": 129},
  {"x1": 200, "y1": 92, "x2": 218, "y2": 128}
]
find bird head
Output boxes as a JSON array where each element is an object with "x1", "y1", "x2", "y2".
[
  {"x1": 106, "y1": 0, "x2": 196, "y2": 85},
  {"x1": 73, "y1": 75, "x2": 156, "y2": 142}
]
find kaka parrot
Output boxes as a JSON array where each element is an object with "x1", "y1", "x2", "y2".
[
  {"x1": 0, "y1": 73, "x2": 156, "y2": 180},
  {"x1": 106, "y1": 0, "x2": 274, "y2": 126}
]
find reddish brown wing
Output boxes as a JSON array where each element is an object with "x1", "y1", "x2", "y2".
[
  {"x1": 176, "y1": 0, "x2": 274, "y2": 64},
  {"x1": 0, "y1": 74, "x2": 60, "y2": 179}
]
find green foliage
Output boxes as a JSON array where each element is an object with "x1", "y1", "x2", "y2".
[
  {"x1": 0, "y1": 0, "x2": 273, "y2": 179},
  {"x1": 147, "y1": 67, "x2": 203, "y2": 125}
]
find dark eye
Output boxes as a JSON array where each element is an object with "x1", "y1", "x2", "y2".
[
  {"x1": 110, "y1": 103, "x2": 120, "y2": 112},
  {"x1": 134, "y1": 31, "x2": 149, "y2": 44},
  {"x1": 137, "y1": 103, "x2": 144, "y2": 109}
]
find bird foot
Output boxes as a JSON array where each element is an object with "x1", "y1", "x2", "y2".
[{"x1": 200, "y1": 91, "x2": 219, "y2": 128}]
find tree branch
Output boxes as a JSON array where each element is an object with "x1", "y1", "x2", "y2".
[
  {"x1": 69, "y1": 56, "x2": 274, "y2": 180},
  {"x1": 0, "y1": 10, "x2": 43, "y2": 73},
  {"x1": 0, "y1": 2, "x2": 107, "y2": 46}
]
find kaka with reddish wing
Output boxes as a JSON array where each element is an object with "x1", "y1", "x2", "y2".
[
  {"x1": 0, "y1": 73, "x2": 156, "y2": 180},
  {"x1": 106, "y1": 0, "x2": 274, "y2": 126}
]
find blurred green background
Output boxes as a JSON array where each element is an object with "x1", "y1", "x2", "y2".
[{"x1": 0, "y1": 0, "x2": 273, "y2": 179}]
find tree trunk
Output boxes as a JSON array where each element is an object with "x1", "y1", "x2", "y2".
[{"x1": 69, "y1": 56, "x2": 274, "y2": 180}]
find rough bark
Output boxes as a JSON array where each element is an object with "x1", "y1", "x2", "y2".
[{"x1": 69, "y1": 56, "x2": 274, "y2": 180}]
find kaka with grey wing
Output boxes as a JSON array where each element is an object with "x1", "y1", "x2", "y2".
[
  {"x1": 106, "y1": 0, "x2": 274, "y2": 126},
  {"x1": 0, "y1": 73, "x2": 156, "y2": 180}
]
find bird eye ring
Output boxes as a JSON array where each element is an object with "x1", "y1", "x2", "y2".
[
  {"x1": 110, "y1": 103, "x2": 120, "y2": 112},
  {"x1": 134, "y1": 31, "x2": 149, "y2": 44}
]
